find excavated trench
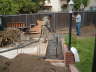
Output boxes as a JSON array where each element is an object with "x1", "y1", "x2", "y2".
[{"x1": 0, "y1": 33, "x2": 65, "y2": 72}]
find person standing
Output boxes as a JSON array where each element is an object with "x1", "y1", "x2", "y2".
[
  {"x1": 41, "y1": 15, "x2": 51, "y2": 43},
  {"x1": 75, "y1": 13, "x2": 81, "y2": 36}
]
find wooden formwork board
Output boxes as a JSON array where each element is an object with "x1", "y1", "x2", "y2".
[{"x1": 45, "y1": 59, "x2": 64, "y2": 63}]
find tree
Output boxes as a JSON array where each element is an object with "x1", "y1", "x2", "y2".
[
  {"x1": 14, "y1": 0, "x2": 45, "y2": 14},
  {"x1": 0, "y1": 0, "x2": 45, "y2": 14},
  {"x1": 82, "y1": 0, "x2": 88, "y2": 7},
  {"x1": 0, "y1": 0, "x2": 19, "y2": 15},
  {"x1": 74, "y1": 0, "x2": 89, "y2": 10}
]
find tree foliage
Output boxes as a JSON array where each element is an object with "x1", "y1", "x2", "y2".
[
  {"x1": 14, "y1": 0, "x2": 40, "y2": 14},
  {"x1": 82, "y1": 0, "x2": 88, "y2": 7},
  {"x1": 0, "y1": 0, "x2": 45, "y2": 15},
  {"x1": 0, "y1": 0, "x2": 18, "y2": 15},
  {"x1": 74, "y1": 0, "x2": 89, "y2": 10}
]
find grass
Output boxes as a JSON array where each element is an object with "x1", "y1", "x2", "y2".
[
  {"x1": 64, "y1": 34, "x2": 95, "y2": 72},
  {"x1": 75, "y1": 37, "x2": 95, "y2": 72}
]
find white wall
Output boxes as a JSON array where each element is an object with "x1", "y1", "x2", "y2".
[
  {"x1": 85, "y1": 0, "x2": 96, "y2": 10},
  {"x1": 50, "y1": 0, "x2": 62, "y2": 12},
  {"x1": 88, "y1": 0, "x2": 96, "y2": 7}
]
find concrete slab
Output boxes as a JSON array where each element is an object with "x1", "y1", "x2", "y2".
[{"x1": 0, "y1": 42, "x2": 48, "y2": 59}]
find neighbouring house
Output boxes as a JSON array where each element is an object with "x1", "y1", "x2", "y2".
[
  {"x1": 85, "y1": 0, "x2": 96, "y2": 11},
  {"x1": 43, "y1": 0, "x2": 68, "y2": 12}
]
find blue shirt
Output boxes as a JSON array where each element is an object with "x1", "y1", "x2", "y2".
[{"x1": 76, "y1": 14, "x2": 81, "y2": 23}]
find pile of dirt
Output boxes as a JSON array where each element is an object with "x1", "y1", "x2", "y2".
[
  {"x1": 0, "y1": 54, "x2": 65, "y2": 72},
  {"x1": 0, "y1": 55, "x2": 11, "y2": 72}
]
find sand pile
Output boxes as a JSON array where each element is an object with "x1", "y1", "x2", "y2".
[{"x1": 0, "y1": 54, "x2": 65, "y2": 72}]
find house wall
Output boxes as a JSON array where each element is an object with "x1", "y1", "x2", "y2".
[
  {"x1": 50, "y1": 0, "x2": 62, "y2": 12},
  {"x1": 88, "y1": 0, "x2": 96, "y2": 7},
  {"x1": 85, "y1": 0, "x2": 96, "y2": 10}
]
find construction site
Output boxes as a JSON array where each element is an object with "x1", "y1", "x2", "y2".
[{"x1": 0, "y1": 12, "x2": 96, "y2": 72}]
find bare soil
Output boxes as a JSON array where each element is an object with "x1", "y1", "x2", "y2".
[
  {"x1": 0, "y1": 55, "x2": 11, "y2": 72},
  {"x1": 81, "y1": 25, "x2": 96, "y2": 36},
  {"x1": 0, "y1": 54, "x2": 65, "y2": 72}
]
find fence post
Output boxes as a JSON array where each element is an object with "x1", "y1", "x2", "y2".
[
  {"x1": 92, "y1": 33, "x2": 96, "y2": 72},
  {"x1": 26, "y1": 14, "x2": 28, "y2": 27},
  {"x1": 68, "y1": 13, "x2": 72, "y2": 50}
]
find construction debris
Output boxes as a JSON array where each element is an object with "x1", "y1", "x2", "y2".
[{"x1": 0, "y1": 28, "x2": 21, "y2": 47}]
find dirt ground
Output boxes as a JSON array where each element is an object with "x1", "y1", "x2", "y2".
[
  {"x1": 0, "y1": 54, "x2": 65, "y2": 72},
  {"x1": 80, "y1": 25, "x2": 96, "y2": 36},
  {"x1": 0, "y1": 55, "x2": 11, "y2": 72}
]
